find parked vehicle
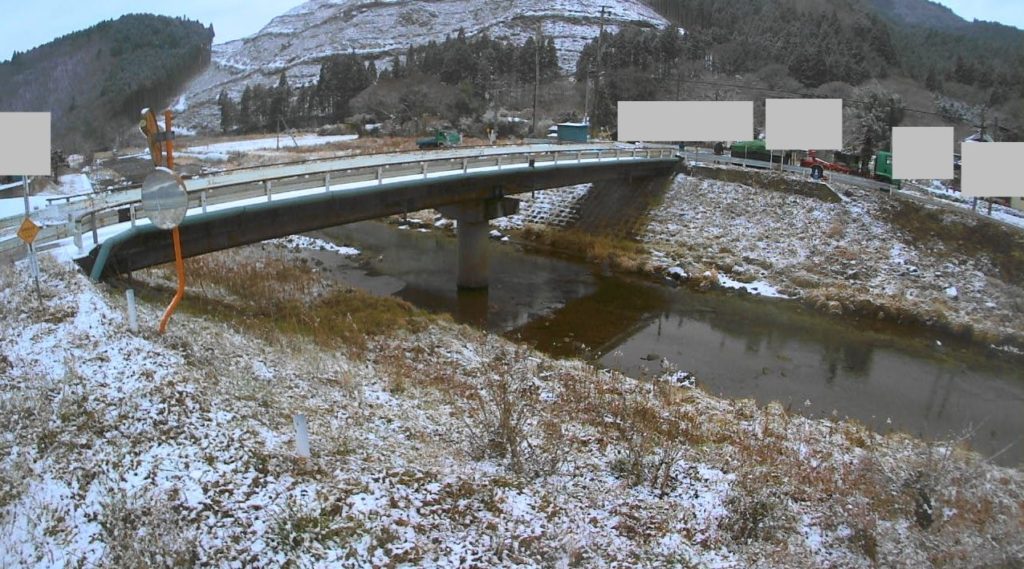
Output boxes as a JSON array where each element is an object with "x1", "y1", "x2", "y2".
[
  {"x1": 416, "y1": 129, "x2": 461, "y2": 149},
  {"x1": 873, "y1": 151, "x2": 893, "y2": 183},
  {"x1": 728, "y1": 140, "x2": 792, "y2": 164},
  {"x1": 800, "y1": 149, "x2": 852, "y2": 174}
]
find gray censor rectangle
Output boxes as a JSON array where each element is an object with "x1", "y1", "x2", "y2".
[
  {"x1": 617, "y1": 101, "x2": 752, "y2": 142},
  {"x1": 765, "y1": 99, "x2": 842, "y2": 150},
  {"x1": 961, "y1": 142, "x2": 1024, "y2": 198},
  {"x1": 0, "y1": 113, "x2": 51, "y2": 176},
  {"x1": 892, "y1": 127, "x2": 954, "y2": 180}
]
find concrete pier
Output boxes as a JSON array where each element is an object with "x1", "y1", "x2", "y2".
[
  {"x1": 456, "y1": 216, "x2": 490, "y2": 289},
  {"x1": 440, "y1": 197, "x2": 520, "y2": 289}
]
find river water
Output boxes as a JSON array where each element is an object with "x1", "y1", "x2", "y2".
[{"x1": 315, "y1": 221, "x2": 1024, "y2": 467}]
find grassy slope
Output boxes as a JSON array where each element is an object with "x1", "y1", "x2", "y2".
[{"x1": 1, "y1": 239, "x2": 1021, "y2": 566}]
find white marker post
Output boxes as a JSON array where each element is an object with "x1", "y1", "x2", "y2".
[
  {"x1": 293, "y1": 414, "x2": 311, "y2": 458},
  {"x1": 126, "y1": 289, "x2": 139, "y2": 332},
  {"x1": 22, "y1": 176, "x2": 29, "y2": 218}
]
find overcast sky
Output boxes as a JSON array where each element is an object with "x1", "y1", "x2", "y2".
[
  {"x1": 0, "y1": 1, "x2": 301, "y2": 60},
  {"x1": 1, "y1": 0, "x2": 1022, "y2": 62}
]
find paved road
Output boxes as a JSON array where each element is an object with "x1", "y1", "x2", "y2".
[{"x1": 678, "y1": 151, "x2": 894, "y2": 191}]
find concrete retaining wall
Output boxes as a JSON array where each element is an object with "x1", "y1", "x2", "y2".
[{"x1": 571, "y1": 176, "x2": 674, "y2": 238}]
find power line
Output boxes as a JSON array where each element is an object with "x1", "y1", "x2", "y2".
[{"x1": 676, "y1": 77, "x2": 955, "y2": 119}]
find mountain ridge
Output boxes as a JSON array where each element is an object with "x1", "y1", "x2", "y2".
[
  {"x1": 863, "y1": 0, "x2": 968, "y2": 31},
  {"x1": 175, "y1": 0, "x2": 670, "y2": 130},
  {"x1": 0, "y1": 14, "x2": 213, "y2": 152}
]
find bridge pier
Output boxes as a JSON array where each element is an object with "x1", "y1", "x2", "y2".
[
  {"x1": 439, "y1": 197, "x2": 519, "y2": 289},
  {"x1": 457, "y1": 215, "x2": 489, "y2": 289}
]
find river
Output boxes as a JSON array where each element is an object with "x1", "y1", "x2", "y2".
[{"x1": 314, "y1": 221, "x2": 1024, "y2": 467}]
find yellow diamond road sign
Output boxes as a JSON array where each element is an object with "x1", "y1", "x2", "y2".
[{"x1": 17, "y1": 217, "x2": 40, "y2": 244}]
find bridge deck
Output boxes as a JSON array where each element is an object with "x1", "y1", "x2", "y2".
[{"x1": 58, "y1": 143, "x2": 679, "y2": 280}]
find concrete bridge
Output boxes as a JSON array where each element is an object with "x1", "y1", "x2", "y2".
[{"x1": 66, "y1": 143, "x2": 679, "y2": 288}]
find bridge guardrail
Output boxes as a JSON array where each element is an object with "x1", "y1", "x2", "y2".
[{"x1": 50, "y1": 144, "x2": 676, "y2": 257}]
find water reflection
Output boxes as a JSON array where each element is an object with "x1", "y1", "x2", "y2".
[
  {"x1": 599, "y1": 302, "x2": 1024, "y2": 466},
  {"x1": 314, "y1": 222, "x2": 1024, "y2": 467}
]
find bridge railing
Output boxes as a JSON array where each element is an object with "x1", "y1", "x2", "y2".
[{"x1": 40, "y1": 145, "x2": 675, "y2": 256}]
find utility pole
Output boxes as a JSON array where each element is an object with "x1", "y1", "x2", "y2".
[
  {"x1": 594, "y1": 6, "x2": 608, "y2": 128},
  {"x1": 597, "y1": 6, "x2": 607, "y2": 78},
  {"x1": 533, "y1": 23, "x2": 540, "y2": 136},
  {"x1": 584, "y1": 65, "x2": 591, "y2": 123}
]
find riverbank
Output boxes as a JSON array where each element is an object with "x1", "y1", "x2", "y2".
[
  {"x1": 402, "y1": 170, "x2": 1024, "y2": 354},
  {"x1": 639, "y1": 174, "x2": 1024, "y2": 352},
  {"x1": 2, "y1": 247, "x2": 1021, "y2": 567}
]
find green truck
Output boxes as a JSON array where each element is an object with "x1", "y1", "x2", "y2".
[
  {"x1": 416, "y1": 129, "x2": 461, "y2": 149},
  {"x1": 873, "y1": 151, "x2": 893, "y2": 183},
  {"x1": 728, "y1": 140, "x2": 792, "y2": 164}
]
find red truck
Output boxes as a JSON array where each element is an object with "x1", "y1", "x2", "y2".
[{"x1": 799, "y1": 150, "x2": 852, "y2": 174}]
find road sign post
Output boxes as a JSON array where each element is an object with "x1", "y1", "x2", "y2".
[
  {"x1": 140, "y1": 110, "x2": 187, "y2": 334},
  {"x1": 17, "y1": 216, "x2": 42, "y2": 302},
  {"x1": 22, "y1": 176, "x2": 29, "y2": 218}
]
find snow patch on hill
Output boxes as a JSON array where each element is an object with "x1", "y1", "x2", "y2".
[{"x1": 178, "y1": 0, "x2": 668, "y2": 131}]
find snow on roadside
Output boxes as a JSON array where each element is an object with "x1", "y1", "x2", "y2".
[
  {"x1": 0, "y1": 197, "x2": 49, "y2": 219},
  {"x1": 57, "y1": 174, "x2": 93, "y2": 197},
  {"x1": 904, "y1": 180, "x2": 1024, "y2": 230},
  {"x1": 179, "y1": 134, "x2": 358, "y2": 156}
]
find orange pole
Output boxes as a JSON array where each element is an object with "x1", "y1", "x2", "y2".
[
  {"x1": 144, "y1": 109, "x2": 164, "y2": 167},
  {"x1": 158, "y1": 109, "x2": 183, "y2": 334},
  {"x1": 163, "y1": 110, "x2": 175, "y2": 170},
  {"x1": 158, "y1": 226, "x2": 186, "y2": 334}
]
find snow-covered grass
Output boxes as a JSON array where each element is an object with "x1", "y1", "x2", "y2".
[
  {"x1": 642, "y1": 174, "x2": 1024, "y2": 347},
  {"x1": 2, "y1": 246, "x2": 1021, "y2": 566},
  {"x1": 179, "y1": 134, "x2": 359, "y2": 157},
  {"x1": 270, "y1": 235, "x2": 360, "y2": 257},
  {"x1": 901, "y1": 180, "x2": 1024, "y2": 230},
  {"x1": 55, "y1": 174, "x2": 93, "y2": 197},
  {"x1": 716, "y1": 273, "x2": 789, "y2": 299}
]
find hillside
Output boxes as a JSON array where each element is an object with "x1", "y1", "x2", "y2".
[
  {"x1": 175, "y1": 0, "x2": 669, "y2": 131},
  {"x1": 0, "y1": 15, "x2": 213, "y2": 154},
  {"x1": 641, "y1": 0, "x2": 1024, "y2": 138},
  {"x1": 864, "y1": 0, "x2": 967, "y2": 31},
  {"x1": 9, "y1": 0, "x2": 1023, "y2": 146}
]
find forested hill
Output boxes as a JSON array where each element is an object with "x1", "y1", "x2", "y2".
[
  {"x1": 644, "y1": 0, "x2": 1024, "y2": 94},
  {"x1": 0, "y1": 15, "x2": 213, "y2": 153}
]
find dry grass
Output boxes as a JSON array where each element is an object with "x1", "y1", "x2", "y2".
[
  {"x1": 882, "y1": 199, "x2": 1024, "y2": 286},
  {"x1": 97, "y1": 492, "x2": 198, "y2": 568},
  {"x1": 462, "y1": 348, "x2": 564, "y2": 478},
  {"x1": 825, "y1": 219, "x2": 846, "y2": 239},
  {"x1": 135, "y1": 247, "x2": 432, "y2": 353},
  {"x1": 519, "y1": 225, "x2": 648, "y2": 273}
]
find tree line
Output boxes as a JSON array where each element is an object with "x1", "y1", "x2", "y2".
[
  {"x1": 215, "y1": 1, "x2": 1024, "y2": 145},
  {"x1": 0, "y1": 14, "x2": 213, "y2": 152},
  {"x1": 643, "y1": 0, "x2": 1024, "y2": 104},
  {"x1": 217, "y1": 28, "x2": 559, "y2": 133}
]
